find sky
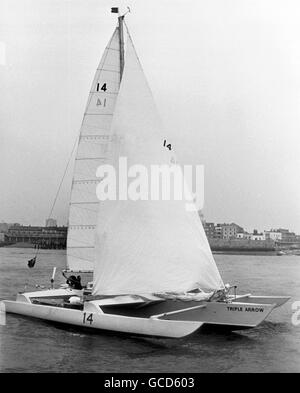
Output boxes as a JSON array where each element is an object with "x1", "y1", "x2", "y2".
[{"x1": 0, "y1": 0, "x2": 300, "y2": 233}]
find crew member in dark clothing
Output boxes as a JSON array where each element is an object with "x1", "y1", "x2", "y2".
[{"x1": 63, "y1": 273, "x2": 83, "y2": 290}]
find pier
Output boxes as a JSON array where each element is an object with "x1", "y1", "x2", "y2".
[{"x1": 2, "y1": 225, "x2": 67, "y2": 249}]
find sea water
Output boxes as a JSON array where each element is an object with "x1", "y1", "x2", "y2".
[{"x1": 0, "y1": 248, "x2": 299, "y2": 373}]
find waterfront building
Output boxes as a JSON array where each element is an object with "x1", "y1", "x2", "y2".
[
  {"x1": 45, "y1": 218, "x2": 57, "y2": 227},
  {"x1": 203, "y1": 222, "x2": 216, "y2": 238},
  {"x1": 5, "y1": 225, "x2": 67, "y2": 249},
  {"x1": 219, "y1": 223, "x2": 244, "y2": 239},
  {"x1": 0, "y1": 223, "x2": 9, "y2": 233},
  {"x1": 215, "y1": 224, "x2": 223, "y2": 239},
  {"x1": 0, "y1": 222, "x2": 20, "y2": 233},
  {"x1": 264, "y1": 230, "x2": 282, "y2": 241},
  {"x1": 275, "y1": 228, "x2": 297, "y2": 243},
  {"x1": 236, "y1": 232, "x2": 252, "y2": 240},
  {"x1": 251, "y1": 233, "x2": 265, "y2": 241},
  {"x1": 204, "y1": 222, "x2": 244, "y2": 240}
]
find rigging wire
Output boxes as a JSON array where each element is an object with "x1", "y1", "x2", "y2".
[
  {"x1": 48, "y1": 136, "x2": 79, "y2": 221},
  {"x1": 31, "y1": 135, "x2": 79, "y2": 263}
]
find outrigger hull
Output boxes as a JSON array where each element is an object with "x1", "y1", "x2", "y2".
[
  {"x1": 100, "y1": 297, "x2": 287, "y2": 330},
  {"x1": 154, "y1": 301, "x2": 277, "y2": 328}
]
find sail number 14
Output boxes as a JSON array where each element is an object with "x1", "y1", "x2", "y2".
[{"x1": 82, "y1": 312, "x2": 93, "y2": 325}]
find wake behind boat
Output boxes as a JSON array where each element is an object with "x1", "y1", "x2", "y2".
[{"x1": 3, "y1": 9, "x2": 289, "y2": 338}]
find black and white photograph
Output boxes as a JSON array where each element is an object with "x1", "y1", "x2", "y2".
[{"x1": 0, "y1": 0, "x2": 299, "y2": 376}]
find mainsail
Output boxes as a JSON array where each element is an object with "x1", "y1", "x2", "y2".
[
  {"x1": 66, "y1": 28, "x2": 121, "y2": 271},
  {"x1": 92, "y1": 32, "x2": 224, "y2": 295}
]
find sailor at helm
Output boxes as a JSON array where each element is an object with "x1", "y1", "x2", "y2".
[{"x1": 63, "y1": 272, "x2": 82, "y2": 290}]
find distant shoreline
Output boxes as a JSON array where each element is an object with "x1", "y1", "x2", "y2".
[
  {"x1": 213, "y1": 250, "x2": 300, "y2": 256},
  {"x1": 212, "y1": 250, "x2": 277, "y2": 256},
  {"x1": 1, "y1": 243, "x2": 299, "y2": 257}
]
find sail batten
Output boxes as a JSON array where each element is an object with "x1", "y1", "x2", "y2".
[
  {"x1": 66, "y1": 27, "x2": 121, "y2": 272},
  {"x1": 92, "y1": 33, "x2": 224, "y2": 295}
]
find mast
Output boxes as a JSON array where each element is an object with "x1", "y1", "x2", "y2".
[
  {"x1": 115, "y1": 7, "x2": 130, "y2": 81},
  {"x1": 118, "y1": 16, "x2": 125, "y2": 81}
]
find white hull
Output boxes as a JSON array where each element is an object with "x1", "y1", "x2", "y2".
[
  {"x1": 2, "y1": 299, "x2": 202, "y2": 339},
  {"x1": 155, "y1": 300, "x2": 277, "y2": 328},
  {"x1": 2, "y1": 288, "x2": 290, "y2": 336}
]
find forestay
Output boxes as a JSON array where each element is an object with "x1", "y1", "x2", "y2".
[
  {"x1": 67, "y1": 28, "x2": 121, "y2": 271},
  {"x1": 92, "y1": 33, "x2": 224, "y2": 295}
]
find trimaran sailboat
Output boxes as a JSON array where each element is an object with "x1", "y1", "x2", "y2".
[{"x1": 3, "y1": 10, "x2": 289, "y2": 338}]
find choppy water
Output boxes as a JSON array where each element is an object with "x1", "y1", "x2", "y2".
[{"x1": 0, "y1": 248, "x2": 299, "y2": 373}]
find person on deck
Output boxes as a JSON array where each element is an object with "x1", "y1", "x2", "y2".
[{"x1": 63, "y1": 273, "x2": 83, "y2": 290}]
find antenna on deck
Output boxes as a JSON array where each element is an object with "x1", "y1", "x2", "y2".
[{"x1": 50, "y1": 267, "x2": 56, "y2": 289}]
